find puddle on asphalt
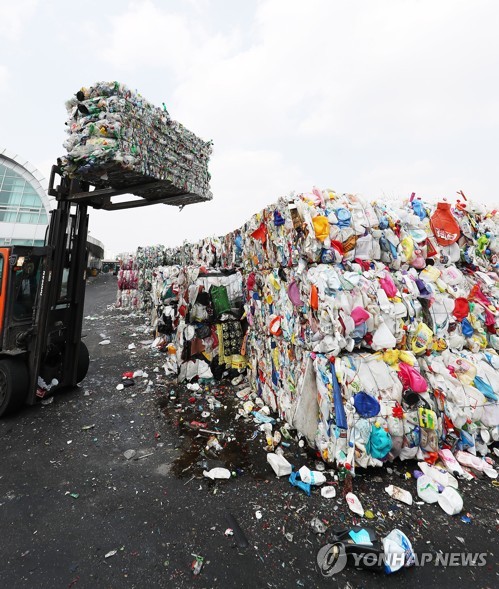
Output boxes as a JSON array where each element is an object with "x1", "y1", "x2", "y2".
[{"x1": 156, "y1": 382, "x2": 270, "y2": 480}]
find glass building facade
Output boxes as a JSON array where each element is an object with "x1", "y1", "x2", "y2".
[{"x1": 0, "y1": 149, "x2": 51, "y2": 246}]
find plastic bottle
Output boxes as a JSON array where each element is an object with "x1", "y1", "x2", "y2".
[
  {"x1": 191, "y1": 555, "x2": 204, "y2": 575},
  {"x1": 345, "y1": 492, "x2": 364, "y2": 516},
  {"x1": 337, "y1": 466, "x2": 349, "y2": 481},
  {"x1": 438, "y1": 449, "x2": 465, "y2": 477},
  {"x1": 298, "y1": 466, "x2": 326, "y2": 485},
  {"x1": 418, "y1": 461, "x2": 459, "y2": 489},
  {"x1": 416, "y1": 475, "x2": 440, "y2": 504},
  {"x1": 437, "y1": 487, "x2": 463, "y2": 515}
]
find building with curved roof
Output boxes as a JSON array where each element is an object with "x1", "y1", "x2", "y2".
[
  {"x1": 0, "y1": 148, "x2": 107, "y2": 272},
  {"x1": 0, "y1": 147, "x2": 51, "y2": 246}
]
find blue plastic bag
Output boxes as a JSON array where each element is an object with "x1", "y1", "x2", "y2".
[{"x1": 353, "y1": 392, "x2": 380, "y2": 418}]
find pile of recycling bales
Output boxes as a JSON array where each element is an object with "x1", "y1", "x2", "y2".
[
  {"x1": 241, "y1": 189, "x2": 499, "y2": 470},
  {"x1": 135, "y1": 245, "x2": 167, "y2": 314},
  {"x1": 149, "y1": 265, "x2": 247, "y2": 381},
  {"x1": 128, "y1": 187, "x2": 499, "y2": 472},
  {"x1": 61, "y1": 81, "x2": 213, "y2": 202},
  {"x1": 116, "y1": 246, "x2": 168, "y2": 310},
  {"x1": 116, "y1": 257, "x2": 140, "y2": 309}
]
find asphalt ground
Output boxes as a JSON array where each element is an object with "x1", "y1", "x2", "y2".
[{"x1": 0, "y1": 274, "x2": 497, "y2": 589}]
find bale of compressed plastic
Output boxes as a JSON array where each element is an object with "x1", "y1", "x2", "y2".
[
  {"x1": 123, "y1": 187, "x2": 499, "y2": 470},
  {"x1": 61, "y1": 81, "x2": 213, "y2": 204}
]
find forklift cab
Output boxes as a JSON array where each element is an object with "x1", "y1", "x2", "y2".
[
  {"x1": 0, "y1": 248, "x2": 49, "y2": 415},
  {"x1": 0, "y1": 197, "x2": 90, "y2": 416},
  {"x1": 0, "y1": 248, "x2": 44, "y2": 338}
]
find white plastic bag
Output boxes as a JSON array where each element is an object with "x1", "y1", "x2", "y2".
[
  {"x1": 372, "y1": 322, "x2": 397, "y2": 351},
  {"x1": 383, "y1": 529, "x2": 415, "y2": 574},
  {"x1": 385, "y1": 485, "x2": 413, "y2": 505},
  {"x1": 345, "y1": 492, "x2": 364, "y2": 516}
]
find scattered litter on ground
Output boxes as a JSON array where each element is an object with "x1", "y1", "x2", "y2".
[{"x1": 104, "y1": 550, "x2": 117, "y2": 559}]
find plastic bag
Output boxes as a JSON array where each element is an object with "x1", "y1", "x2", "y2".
[
  {"x1": 379, "y1": 273, "x2": 397, "y2": 298},
  {"x1": 453, "y1": 297, "x2": 469, "y2": 321},
  {"x1": 353, "y1": 392, "x2": 380, "y2": 418},
  {"x1": 351, "y1": 306, "x2": 370, "y2": 325},
  {"x1": 383, "y1": 529, "x2": 415, "y2": 574},
  {"x1": 210, "y1": 285, "x2": 231, "y2": 316},
  {"x1": 366, "y1": 424, "x2": 392, "y2": 459},
  {"x1": 298, "y1": 465, "x2": 326, "y2": 485},
  {"x1": 312, "y1": 215, "x2": 329, "y2": 241},
  {"x1": 372, "y1": 322, "x2": 397, "y2": 350},
  {"x1": 287, "y1": 280, "x2": 304, "y2": 306},
  {"x1": 398, "y1": 362, "x2": 428, "y2": 393}
]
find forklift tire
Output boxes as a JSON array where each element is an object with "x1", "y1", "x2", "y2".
[
  {"x1": 0, "y1": 358, "x2": 29, "y2": 417},
  {"x1": 77, "y1": 341, "x2": 90, "y2": 383}
]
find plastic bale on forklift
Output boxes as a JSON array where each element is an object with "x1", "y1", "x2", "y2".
[
  {"x1": 61, "y1": 81, "x2": 213, "y2": 207},
  {"x1": 0, "y1": 82, "x2": 213, "y2": 417}
]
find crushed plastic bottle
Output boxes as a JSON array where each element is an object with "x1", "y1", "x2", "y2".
[
  {"x1": 203, "y1": 468, "x2": 231, "y2": 480},
  {"x1": 345, "y1": 492, "x2": 364, "y2": 516},
  {"x1": 298, "y1": 466, "x2": 326, "y2": 486},
  {"x1": 191, "y1": 555, "x2": 204, "y2": 575}
]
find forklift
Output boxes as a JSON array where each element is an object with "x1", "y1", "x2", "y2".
[{"x1": 0, "y1": 164, "x2": 206, "y2": 417}]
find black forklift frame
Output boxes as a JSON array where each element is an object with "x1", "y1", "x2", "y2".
[
  {"x1": 26, "y1": 179, "x2": 88, "y2": 405},
  {"x1": 23, "y1": 165, "x2": 198, "y2": 406}
]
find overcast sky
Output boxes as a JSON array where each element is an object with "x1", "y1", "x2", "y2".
[{"x1": 1, "y1": 0, "x2": 498, "y2": 256}]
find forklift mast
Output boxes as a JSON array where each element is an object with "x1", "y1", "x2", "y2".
[{"x1": 25, "y1": 171, "x2": 90, "y2": 405}]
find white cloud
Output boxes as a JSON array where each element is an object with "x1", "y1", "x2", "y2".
[
  {"x1": 101, "y1": 0, "x2": 239, "y2": 75},
  {"x1": 0, "y1": 65, "x2": 9, "y2": 88},
  {"x1": 291, "y1": 0, "x2": 499, "y2": 140},
  {"x1": 142, "y1": 0, "x2": 489, "y2": 199},
  {"x1": 208, "y1": 148, "x2": 309, "y2": 230},
  {"x1": 0, "y1": 0, "x2": 39, "y2": 40}
]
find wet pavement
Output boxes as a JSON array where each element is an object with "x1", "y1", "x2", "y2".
[{"x1": 0, "y1": 274, "x2": 497, "y2": 589}]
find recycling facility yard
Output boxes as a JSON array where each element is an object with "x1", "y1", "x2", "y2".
[{"x1": 0, "y1": 273, "x2": 497, "y2": 589}]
